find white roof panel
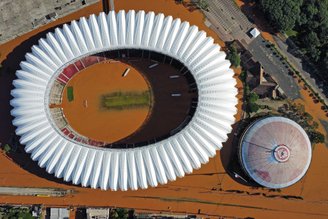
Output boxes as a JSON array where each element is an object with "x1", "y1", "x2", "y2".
[{"x1": 11, "y1": 10, "x2": 237, "y2": 191}]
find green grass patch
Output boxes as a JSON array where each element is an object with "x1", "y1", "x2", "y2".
[
  {"x1": 284, "y1": 29, "x2": 298, "y2": 37},
  {"x1": 101, "y1": 91, "x2": 151, "y2": 110},
  {"x1": 67, "y1": 86, "x2": 74, "y2": 102}
]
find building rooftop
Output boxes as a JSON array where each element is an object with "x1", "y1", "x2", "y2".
[
  {"x1": 10, "y1": 10, "x2": 237, "y2": 191},
  {"x1": 239, "y1": 116, "x2": 312, "y2": 188},
  {"x1": 50, "y1": 208, "x2": 69, "y2": 219},
  {"x1": 250, "y1": 28, "x2": 260, "y2": 38},
  {"x1": 86, "y1": 208, "x2": 110, "y2": 219}
]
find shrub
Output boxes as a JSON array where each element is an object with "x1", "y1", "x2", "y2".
[
  {"x1": 248, "y1": 103, "x2": 260, "y2": 113},
  {"x1": 3, "y1": 144, "x2": 11, "y2": 153},
  {"x1": 115, "y1": 208, "x2": 128, "y2": 219},
  {"x1": 310, "y1": 131, "x2": 325, "y2": 144},
  {"x1": 227, "y1": 46, "x2": 241, "y2": 67},
  {"x1": 239, "y1": 70, "x2": 247, "y2": 82},
  {"x1": 249, "y1": 92, "x2": 259, "y2": 103},
  {"x1": 197, "y1": 0, "x2": 209, "y2": 11}
]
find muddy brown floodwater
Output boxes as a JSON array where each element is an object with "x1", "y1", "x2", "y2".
[
  {"x1": 0, "y1": 1, "x2": 327, "y2": 219},
  {"x1": 61, "y1": 61, "x2": 150, "y2": 143}
]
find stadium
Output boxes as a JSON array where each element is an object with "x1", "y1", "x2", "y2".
[{"x1": 10, "y1": 10, "x2": 237, "y2": 191}]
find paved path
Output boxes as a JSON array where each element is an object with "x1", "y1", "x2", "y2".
[
  {"x1": 248, "y1": 36, "x2": 300, "y2": 99},
  {"x1": 206, "y1": 0, "x2": 326, "y2": 103},
  {"x1": 203, "y1": 0, "x2": 300, "y2": 99},
  {"x1": 273, "y1": 35, "x2": 328, "y2": 105},
  {"x1": 205, "y1": 0, "x2": 253, "y2": 44},
  {"x1": 0, "y1": 186, "x2": 71, "y2": 197}
]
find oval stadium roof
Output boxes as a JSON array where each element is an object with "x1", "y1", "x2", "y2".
[
  {"x1": 10, "y1": 10, "x2": 238, "y2": 191},
  {"x1": 239, "y1": 116, "x2": 312, "y2": 188}
]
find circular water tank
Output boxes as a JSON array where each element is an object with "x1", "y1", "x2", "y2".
[{"x1": 239, "y1": 116, "x2": 312, "y2": 188}]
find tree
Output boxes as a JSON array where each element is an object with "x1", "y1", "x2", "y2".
[
  {"x1": 311, "y1": 121, "x2": 319, "y2": 129},
  {"x1": 259, "y1": 0, "x2": 328, "y2": 76},
  {"x1": 298, "y1": 1, "x2": 318, "y2": 26},
  {"x1": 175, "y1": 0, "x2": 184, "y2": 4},
  {"x1": 248, "y1": 103, "x2": 260, "y2": 113},
  {"x1": 317, "y1": 2, "x2": 328, "y2": 44},
  {"x1": 249, "y1": 92, "x2": 259, "y2": 103},
  {"x1": 244, "y1": 85, "x2": 250, "y2": 96},
  {"x1": 128, "y1": 209, "x2": 136, "y2": 219},
  {"x1": 310, "y1": 131, "x2": 325, "y2": 144},
  {"x1": 323, "y1": 51, "x2": 328, "y2": 72},
  {"x1": 3, "y1": 144, "x2": 11, "y2": 153},
  {"x1": 303, "y1": 111, "x2": 313, "y2": 122},
  {"x1": 115, "y1": 208, "x2": 128, "y2": 219},
  {"x1": 301, "y1": 31, "x2": 321, "y2": 61},
  {"x1": 239, "y1": 70, "x2": 247, "y2": 82},
  {"x1": 227, "y1": 46, "x2": 241, "y2": 67},
  {"x1": 296, "y1": 0, "x2": 328, "y2": 71},
  {"x1": 197, "y1": 0, "x2": 209, "y2": 11},
  {"x1": 259, "y1": 0, "x2": 303, "y2": 31},
  {"x1": 2, "y1": 207, "x2": 33, "y2": 219}
]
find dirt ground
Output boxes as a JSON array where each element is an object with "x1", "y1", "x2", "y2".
[
  {"x1": 62, "y1": 61, "x2": 150, "y2": 143},
  {"x1": 0, "y1": 1, "x2": 328, "y2": 219}
]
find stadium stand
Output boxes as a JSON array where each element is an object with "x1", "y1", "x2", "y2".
[
  {"x1": 74, "y1": 60, "x2": 85, "y2": 71},
  {"x1": 49, "y1": 50, "x2": 198, "y2": 148},
  {"x1": 49, "y1": 81, "x2": 65, "y2": 105},
  {"x1": 80, "y1": 55, "x2": 99, "y2": 67},
  {"x1": 50, "y1": 108, "x2": 67, "y2": 130}
]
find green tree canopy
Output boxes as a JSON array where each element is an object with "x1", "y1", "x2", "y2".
[
  {"x1": 3, "y1": 144, "x2": 11, "y2": 153},
  {"x1": 249, "y1": 92, "x2": 259, "y2": 103},
  {"x1": 301, "y1": 31, "x2": 321, "y2": 61},
  {"x1": 197, "y1": 0, "x2": 209, "y2": 11},
  {"x1": 323, "y1": 51, "x2": 328, "y2": 71},
  {"x1": 248, "y1": 103, "x2": 260, "y2": 113},
  {"x1": 1, "y1": 207, "x2": 33, "y2": 219},
  {"x1": 310, "y1": 131, "x2": 325, "y2": 144},
  {"x1": 115, "y1": 208, "x2": 128, "y2": 219},
  {"x1": 297, "y1": 0, "x2": 328, "y2": 70},
  {"x1": 259, "y1": 0, "x2": 303, "y2": 31},
  {"x1": 227, "y1": 46, "x2": 241, "y2": 67},
  {"x1": 259, "y1": 0, "x2": 328, "y2": 74}
]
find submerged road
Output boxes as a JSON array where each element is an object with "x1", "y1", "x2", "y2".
[{"x1": 0, "y1": 187, "x2": 71, "y2": 197}]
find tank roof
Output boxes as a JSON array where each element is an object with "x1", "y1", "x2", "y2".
[{"x1": 239, "y1": 116, "x2": 312, "y2": 188}]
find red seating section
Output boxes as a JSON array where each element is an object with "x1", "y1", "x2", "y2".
[
  {"x1": 61, "y1": 127, "x2": 105, "y2": 147},
  {"x1": 81, "y1": 56, "x2": 99, "y2": 68},
  {"x1": 62, "y1": 64, "x2": 78, "y2": 79},
  {"x1": 57, "y1": 74, "x2": 69, "y2": 84},
  {"x1": 56, "y1": 55, "x2": 105, "y2": 84},
  {"x1": 97, "y1": 54, "x2": 107, "y2": 62},
  {"x1": 74, "y1": 60, "x2": 85, "y2": 71}
]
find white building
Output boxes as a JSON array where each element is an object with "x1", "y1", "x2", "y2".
[
  {"x1": 250, "y1": 28, "x2": 260, "y2": 38},
  {"x1": 86, "y1": 208, "x2": 110, "y2": 219},
  {"x1": 239, "y1": 117, "x2": 312, "y2": 188},
  {"x1": 50, "y1": 208, "x2": 69, "y2": 219}
]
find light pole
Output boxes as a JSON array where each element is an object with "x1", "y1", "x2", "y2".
[
  {"x1": 233, "y1": 171, "x2": 248, "y2": 183},
  {"x1": 110, "y1": 0, "x2": 115, "y2": 11}
]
